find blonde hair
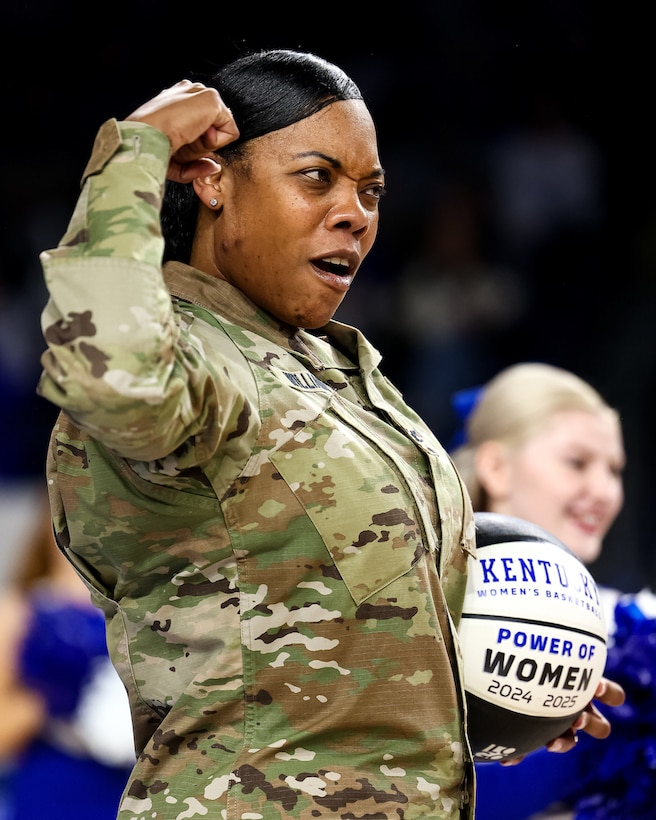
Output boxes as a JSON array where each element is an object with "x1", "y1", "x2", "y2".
[{"x1": 451, "y1": 362, "x2": 620, "y2": 511}]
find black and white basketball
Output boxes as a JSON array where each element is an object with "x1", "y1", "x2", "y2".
[{"x1": 458, "y1": 512, "x2": 608, "y2": 763}]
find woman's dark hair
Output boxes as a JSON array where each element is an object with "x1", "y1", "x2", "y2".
[{"x1": 161, "y1": 49, "x2": 363, "y2": 264}]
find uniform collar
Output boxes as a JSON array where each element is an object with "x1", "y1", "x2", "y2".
[{"x1": 163, "y1": 261, "x2": 382, "y2": 374}]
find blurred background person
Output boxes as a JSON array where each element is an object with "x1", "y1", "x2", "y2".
[
  {"x1": 451, "y1": 361, "x2": 656, "y2": 820},
  {"x1": 451, "y1": 362, "x2": 625, "y2": 602},
  {"x1": 0, "y1": 496, "x2": 135, "y2": 820},
  {"x1": 486, "y1": 93, "x2": 604, "y2": 274},
  {"x1": 391, "y1": 180, "x2": 527, "y2": 442}
]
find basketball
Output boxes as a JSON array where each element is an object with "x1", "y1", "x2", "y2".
[{"x1": 458, "y1": 512, "x2": 608, "y2": 763}]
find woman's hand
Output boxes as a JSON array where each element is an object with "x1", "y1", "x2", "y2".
[
  {"x1": 126, "y1": 80, "x2": 240, "y2": 183},
  {"x1": 500, "y1": 676, "x2": 626, "y2": 766},
  {"x1": 549, "y1": 676, "x2": 626, "y2": 748}
]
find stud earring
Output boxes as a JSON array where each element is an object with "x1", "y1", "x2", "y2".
[{"x1": 209, "y1": 198, "x2": 218, "y2": 207}]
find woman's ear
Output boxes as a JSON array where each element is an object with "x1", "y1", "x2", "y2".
[
  {"x1": 192, "y1": 165, "x2": 223, "y2": 211},
  {"x1": 475, "y1": 440, "x2": 512, "y2": 501}
]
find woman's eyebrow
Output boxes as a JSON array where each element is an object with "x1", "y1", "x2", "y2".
[
  {"x1": 294, "y1": 150, "x2": 340, "y2": 168},
  {"x1": 294, "y1": 151, "x2": 385, "y2": 177}
]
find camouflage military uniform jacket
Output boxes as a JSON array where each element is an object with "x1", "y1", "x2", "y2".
[{"x1": 38, "y1": 119, "x2": 477, "y2": 819}]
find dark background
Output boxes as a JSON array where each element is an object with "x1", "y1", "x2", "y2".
[{"x1": 2, "y1": 2, "x2": 654, "y2": 591}]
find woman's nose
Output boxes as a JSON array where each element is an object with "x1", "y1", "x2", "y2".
[{"x1": 326, "y1": 187, "x2": 372, "y2": 236}]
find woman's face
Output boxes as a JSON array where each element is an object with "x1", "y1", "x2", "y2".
[
  {"x1": 205, "y1": 99, "x2": 384, "y2": 329},
  {"x1": 487, "y1": 410, "x2": 625, "y2": 564}
]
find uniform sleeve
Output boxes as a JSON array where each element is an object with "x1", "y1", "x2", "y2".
[{"x1": 37, "y1": 120, "x2": 223, "y2": 462}]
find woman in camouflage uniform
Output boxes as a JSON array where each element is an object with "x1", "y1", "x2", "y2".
[{"x1": 37, "y1": 50, "x2": 619, "y2": 819}]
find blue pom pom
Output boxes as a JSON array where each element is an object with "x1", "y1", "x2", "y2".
[
  {"x1": 19, "y1": 592, "x2": 108, "y2": 718},
  {"x1": 449, "y1": 385, "x2": 484, "y2": 449},
  {"x1": 564, "y1": 595, "x2": 656, "y2": 819}
]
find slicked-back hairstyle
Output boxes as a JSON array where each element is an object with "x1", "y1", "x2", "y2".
[{"x1": 161, "y1": 49, "x2": 364, "y2": 264}]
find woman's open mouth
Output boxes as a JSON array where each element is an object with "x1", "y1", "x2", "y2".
[{"x1": 311, "y1": 255, "x2": 355, "y2": 289}]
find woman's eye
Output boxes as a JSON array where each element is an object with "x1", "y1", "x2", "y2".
[
  {"x1": 303, "y1": 168, "x2": 331, "y2": 183},
  {"x1": 362, "y1": 183, "x2": 387, "y2": 201},
  {"x1": 610, "y1": 463, "x2": 625, "y2": 479}
]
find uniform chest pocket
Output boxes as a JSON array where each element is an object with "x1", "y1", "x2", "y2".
[{"x1": 268, "y1": 411, "x2": 428, "y2": 606}]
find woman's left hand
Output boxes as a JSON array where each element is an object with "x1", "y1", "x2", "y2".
[
  {"x1": 500, "y1": 676, "x2": 626, "y2": 766},
  {"x1": 549, "y1": 676, "x2": 626, "y2": 748}
]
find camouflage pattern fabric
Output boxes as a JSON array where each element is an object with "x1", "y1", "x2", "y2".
[{"x1": 38, "y1": 119, "x2": 477, "y2": 819}]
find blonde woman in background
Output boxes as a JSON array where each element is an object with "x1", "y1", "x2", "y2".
[
  {"x1": 452, "y1": 362, "x2": 624, "y2": 606},
  {"x1": 451, "y1": 362, "x2": 656, "y2": 820}
]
